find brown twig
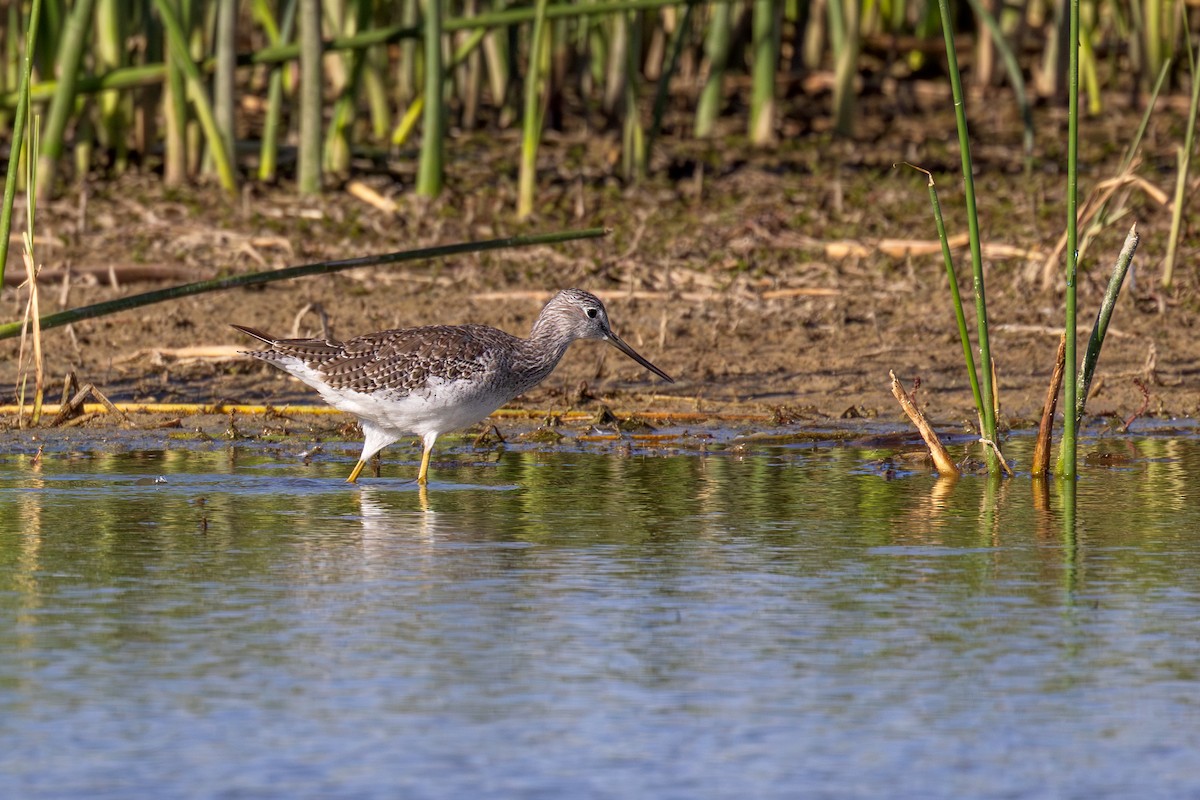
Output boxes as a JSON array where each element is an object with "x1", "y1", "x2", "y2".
[
  {"x1": 1120, "y1": 378, "x2": 1151, "y2": 433},
  {"x1": 978, "y1": 437, "x2": 1015, "y2": 477},
  {"x1": 51, "y1": 383, "x2": 132, "y2": 428}
]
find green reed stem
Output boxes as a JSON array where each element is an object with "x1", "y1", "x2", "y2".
[
  {"x1": 324, "y1": 0, "x2": 372, "y2": 175},
  {"x1": 212, "y1": 0, "x2": 238, "y2": 179},
  {"x1": 936, "y1": 0, "x2": 997, "y2": 470},
  {"x1": 94, "y1": 0, "x2": 129, "y2": 173},
  {"x1": 256, "y1": 0, "x2": 297, "y2": 182},
  {"x1": 296, "y1": 0, "x2": 322, "y2": 194},
  {"x1": 397, "y1": 0, "x2": 419, "y2": 104},
  {"x1": 694, "y1": 1, "x2": 731, "y2": 139},
  {"x1": 517, "y1": 0, "x2": 550, "y2": 217},
  {"x1": 1060, "y1": 0, "x2": 1080, "y2": 479},
  {"x1": 648, "y1": 1, "x2": 693, "y2": 154},
  {"x1": 1051, "y1": 227, "x2": 1139, "y2": 478},
  {"x1": 620, "y1": 11, "x2": 646, "y2": 181},
  {"x1": 750, "y1": 0, "x2": 779, "y2": 143},
  {"x1": 1075, "y1": 226, "x2": 1139, "y2": 422},
  {"x1": 963, "y1": 0, "x2": 1033, "y2": 158},
  {"x1": 391, "y1": 26, "x2": 488, "y2": 147},
  {"x1": 1055, "y1": 59, "x2": 1166, "y2": 277},
  {"x1": 1161, "y1": 38, "x2": 1198, "y2": 289},
  {"x1": 1, "y1": 5, "x2": 17, "y2": 132},
  {"x1": 1144, "y1": 0, "x2": 1164, "y2": 86},
  {"x1": 0, "y1": 228, "x2": 611, "y2": 341},
  {"x1": 162, "y1": 0, "x2": 192, "y2": 185},
  {"x1": 915, "y1": 165, "x2": 985, "y2": 421},
  {"x1": 0, "y1": 0, "x2": 41, "y2": 288},
  {"x1": 0, "y1": 0, "x2": 737, "y2": 113},
  {"x1": 153, "y1": 0, "x2": 238, "y2": 192},
  {"x1": 361, "y1": 30, "x2": 391, "y2": 141},
  {"x1": 830, "y1": 0, "x2": 858, "y2": 136},
  {"x1": 416, "y1": 0, "x2": 446, "y2": 198},
  {"x1": 1079, "y1": 13, "x2": 1100, "y2": 115},
  {"x1": 35, "y1": 0, "x2": 97, "y2": 200}
]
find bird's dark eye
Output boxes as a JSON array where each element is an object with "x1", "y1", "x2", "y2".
[{"x1": 585, "y1": 307, "x2": 599, "y2": 319}]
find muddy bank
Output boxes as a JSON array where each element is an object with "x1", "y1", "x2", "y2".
[{"x1": 2, "y1": 102, "x2": 1196, "y2": 435}]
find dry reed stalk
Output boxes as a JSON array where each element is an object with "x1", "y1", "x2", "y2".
[
  {"x1": 16, "y1": 234, "x2": 43, "y2": 426},
  {"x1": 888, "y1": 371, "x2": 960, "y2": 477},
  {"x1": 50, "y1": 382, "x2": 129, "y2": 427},
  {"x1": 1031, "y1": 333, "x2": 1067, "y2": 477},
  {"x1": 1035, "y1": 165, "x2": 1164, "y2": 289},
  {"x1": 346, "y1": 180, "x2": 398, "y2": 213}
]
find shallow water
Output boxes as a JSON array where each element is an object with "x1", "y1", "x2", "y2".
[{"x1": 1, "y1": 431, "x2": 1199, "y2": 798}]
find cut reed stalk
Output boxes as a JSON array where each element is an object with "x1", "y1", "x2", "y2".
[
  {"x1": 1032, "y1": 334, "x2": 1067, "y2": 478},
  {"x1": 889, "y1": 371, "x2": 961, "y2": 478}
]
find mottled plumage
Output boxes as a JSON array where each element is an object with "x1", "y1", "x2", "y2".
[{"x1": 234, "y1": 288, "x2": 673, "y2": 485}]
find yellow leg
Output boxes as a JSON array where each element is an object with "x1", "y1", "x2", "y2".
[
  {"x1": 416, "y1": 444, "x2": 432, "y2": 486},
  {"x1": 346, "y1": 459, "x2": 366, "y2": 484}
]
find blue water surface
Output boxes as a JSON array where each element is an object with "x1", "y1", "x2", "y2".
[{"x1": 1, "y1": 434, "x2": 1198, "y2": 799}]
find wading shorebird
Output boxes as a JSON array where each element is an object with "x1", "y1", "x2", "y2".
[{"x1": 233, "y1": 288, "x2": 674, "y2": 485}]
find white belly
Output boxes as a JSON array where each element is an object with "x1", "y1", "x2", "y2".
[{"x1": 280, "y1": 357, "x2": 507, "y2": 438}]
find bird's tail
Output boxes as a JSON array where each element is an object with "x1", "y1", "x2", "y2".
[{"x1": 230, "y1": 324, "x2": 277, "y2": 345}]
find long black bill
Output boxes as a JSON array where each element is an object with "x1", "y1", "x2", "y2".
[{"x1": 606, "y1": 333, "x2": 674, "y2": 383}]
